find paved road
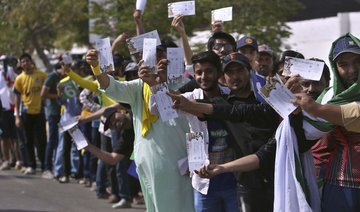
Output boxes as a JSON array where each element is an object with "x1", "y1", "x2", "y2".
[{"x1": 0, "y1": 169, "x2": 146, "y2": 212}]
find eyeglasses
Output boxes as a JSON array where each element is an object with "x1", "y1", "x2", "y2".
[{"x1": 213, "y1": 43, "x2": 233, "y2": 51}]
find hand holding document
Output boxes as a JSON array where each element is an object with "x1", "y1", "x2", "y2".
[
  {"x1": 167, "y1": 47, "x2": 184, "y2": 83},
  {"x1": 168, "y1": 1, "x2": 195, "y2": 18},
  {"x1": 136, "y1": 0, "x2": 147, "y2": 14},
  {"x1": 151, "y1": 83, "x2": 178, "y2": 122},
  {"x1": 96, "y1": 37, "x2": 115, "y2": 74},
  {"x1": 126, "y1": 30, "x2": 161, "y2": 54},
  {"x1": 142, "y1": 38, "x2": 157, "y2": 74},
  {"x1": 259, "y1": 76, "x2": 297, "y2": 118},
  {"x1": 59, "y1": 117, "x2": 88, "y2": 150},
  {"x1": 211, "y1": 7, "x2": 233, "y2": 24},
  {"x1": 186, "y1": 132, "x2": 207, "y2": 173},
  {"x1": 283, "y1": 57, "x2": 324, "y2": 81}
]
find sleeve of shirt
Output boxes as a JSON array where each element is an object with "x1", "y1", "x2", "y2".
[
  {"x1": 99, "y1": 76, "x2": 140, "y2": 105},
  {"x1": 67, "y1": 70, "x2": 99, "y2": 93},
  {"x1": 79, "y1": 88, "x2": 102, "y2": 113},
  {"x1": 341, "y1": 102, "x2": 360, "y2": 133},
  {"x1": 43, "y1": 73, "x2": 53, "y2": 88},
  {"x1": 255, "y1": 136, "x2": 276, "y2": 175},
  {"x1": 178, "y1": 78, "x2": 200, "y2": 93},
  {"x1": 13, "y1": 77, "x2": 22, "y2": 95},
  {"x1": 204, "y1": 102, "x2": 280, "y2": 129}
]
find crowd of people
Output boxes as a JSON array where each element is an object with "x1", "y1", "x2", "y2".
[{"x1": 1, "y1": 7, "x2": 360, "y2": 212}]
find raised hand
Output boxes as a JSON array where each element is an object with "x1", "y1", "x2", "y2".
[
  {"x1": 85, "y1": 49, "x2": 99, "y2": 67},
  {"x1": 171, "y1": 14, "x2": 185, "y2": 34}
]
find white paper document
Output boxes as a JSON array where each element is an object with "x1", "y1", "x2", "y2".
[
  {"x1": 126, "y1": 30, "x2": 161, "y2": 54},
  {"x1": 96, "y1": 37, "x2": 115, "y2": 74},
  {"x1": 62, "y1": 54, "x2": 73, "y2": 65},
  {"x1": 59, "y1": 116, "x2": 78, "y2": 133},
  {"x1": 259, "y1": 76, "x2": 297, "y2": 118},
  {"x1": 136, "y1": 0, "x2": 147, "y2": 14},
  {"x1": 168, "y1": 1, "x2": 195, "y2": 18},
  {"x1": 283, "y1": 57, "x2": 324, "y2": 81},
  {"x1": 186, "y1": 132, "x2": 207, "y2": 172},
  {"x1": 167, "y1": 47, "x2": 184, "y2": 83},
  {"x1": 68, "y1": 126, "x2": 88, "y2": 150},
  {"x1": 142, "y1": 38, "x2": 157, "y2": 74},
  {"x1": 151, "y1": 83, "x2": 178, "y2": 122},
  {"x1": 211, "y1": 7, "x2": 233, "y2": 24}
]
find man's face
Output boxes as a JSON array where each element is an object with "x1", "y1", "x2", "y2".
[
  {"x1": 20, "y1": 57, "x2": 33, "y2": 72},
  {"x1": 336, "y1": 52, "x2": 360, "y2": 88},
  {"x1": 238, "y1": 46, "x2": 258, "y2": 65},
  {"x1": 299, "y1": 75, "x2": 327, "y2": 100},
  {"x1": 224, "y1": 62, "x2": 250, "y2": 92},
  {"x1": 194, "y1": 62, "x2": 219, "y2": 91},
  {"x1": 212, "y1": 38, "x2": 234, "y2": 61},
  {"x1": 257, "y1": 53, "x2": 274, "y2": 76}
]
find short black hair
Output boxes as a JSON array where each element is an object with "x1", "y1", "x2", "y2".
[
  {"x1": 207, "y1": 32, "x2": 236, "y2": 52},
  {"x1": 19, "y1": 53, "x2": 32, "y2": 61},
  {"x1": 309, "y1": 58, "x2": 331, "y2": 85},
  {"x1": 277, "y1": 50, "x2": 304, "y2": 65},
  {"x1": 191, "y1": 51, "x2": 221, "y2": 73}
]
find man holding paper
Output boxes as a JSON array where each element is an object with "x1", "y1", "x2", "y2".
[{"x1": 85, "y1": 39, "x2": 195, "y2": 212}]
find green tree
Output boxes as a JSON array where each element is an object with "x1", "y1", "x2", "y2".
[
  {"x1": 0, "y1": 0, "x2": 89, "y2": 71},
  {"x1": 90, "y1": 0, "x2": 303, "y2": 56}
]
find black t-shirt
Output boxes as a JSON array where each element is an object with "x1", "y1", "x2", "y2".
[{"x1": 113, "y1": 129, "x2": 134, "y2": 158}]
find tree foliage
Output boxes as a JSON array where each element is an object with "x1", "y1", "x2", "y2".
[
  {"x1": 0, "y1": 0, "x2": 89, "y2": 71},
  {"x1": 90, "y1": 0, "x2": 304, "y2": 56}
]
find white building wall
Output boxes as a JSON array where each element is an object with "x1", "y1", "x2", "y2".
[{"x1": 283, "y1": 11, "x2": 360, "y2": 64}]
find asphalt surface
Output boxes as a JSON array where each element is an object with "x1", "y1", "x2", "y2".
[{"x1": 0, "y1": 169, "x2": 146, "y2": 212}]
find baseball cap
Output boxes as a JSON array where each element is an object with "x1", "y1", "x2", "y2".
[
  {"x1": 102, "y1": 107, "x2": 118, "y2": 131},
  {"x1": 333, "y1": 36, "x2": 360, "y2": 61},
  {"x1": 222, "y1": 52, "x2": 251, "y2": 72},
  {"x1": 236, "y1": 36, "x2": 258, "y2": 51},
  {"x1": 124, "y1": 62, "x2": 139, "y2": 74},
  {"x1": 258, "y1": 44, "x2": 273, "y2": 56}
]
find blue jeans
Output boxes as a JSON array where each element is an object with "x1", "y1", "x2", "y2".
[
  {"x1": 322, "y1": 183, "x2": 360, "y2": 212},
  {"x1": 111, "y1": 130, "x2": 131, "y2": 201},
  {"x1": 79, "y1": 122, "x2": 92, "y2": 178},
  {"x1": 44, "y1": 115, "x2": 60, "y2": 171},
  {"x1": 193, "y1": 187, "x2": 239, "y2": 212},
  {"x1": 54, "y1": 131, "x2": 64, "y2": 177},
  {"x1": 16, "y1": 125, "x2": 28, "y2": 167}
]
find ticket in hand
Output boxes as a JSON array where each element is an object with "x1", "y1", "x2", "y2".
[
  {"x1": 186, "y1": 132, "x2": 207, "y2": 172},
  {"x1": 142, "y1": 38, "x2": 157, "y2": 74},
  {"x1": 126, "y1": 30, "x2": 161, "y2": 54},
  {"x1": 151, "y1": 83, "x2": 178, "y2": 122},
  {"x1": 211, "y1": 7, "x2": 233, "y2": 24},
  {"x1": 62, "y1": 54, "x2": 73, "y2": 65},
  {"x1": 167, "y1": 47, "x2": 184, "y2": 83},
  {"x1": 168, "y1": 1, "x2": 195, "y2": 18},
  {"x1": 283, "y1": 57, "x2": 324, "y2": 81},
  {"x1": 96, "y1": 37, "x2": 115, "y2": 74}
]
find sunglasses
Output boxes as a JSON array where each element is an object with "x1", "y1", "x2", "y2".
[{"x1": 213, "y1": 43, "x2": 233, "y2": 51}]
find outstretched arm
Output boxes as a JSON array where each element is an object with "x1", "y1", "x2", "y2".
[
  {"x1": 85, "y1": 143, "x2": 124, "y2": 165},
  {"x1": 111, "y1": 32, "x2": 132, "y2": 55},
  {"x1": 171, "y1": 14, "x2": 192, "y2": 66},
  {"x1": 195, "y1": 154, "x2": 259, "y2": 178}
]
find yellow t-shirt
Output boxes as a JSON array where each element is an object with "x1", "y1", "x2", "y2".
[{"x1": 14, "y1": 69, "x2": 47, "y2": 114}]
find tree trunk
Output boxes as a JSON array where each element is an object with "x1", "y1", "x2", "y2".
[{"x1": 31, "y1": 33, "x2": 53, "y2": 72}]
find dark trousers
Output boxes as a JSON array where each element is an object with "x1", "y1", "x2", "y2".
[{"x1": 21, "y1": 113, "x2": 47, "y2": 170}]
